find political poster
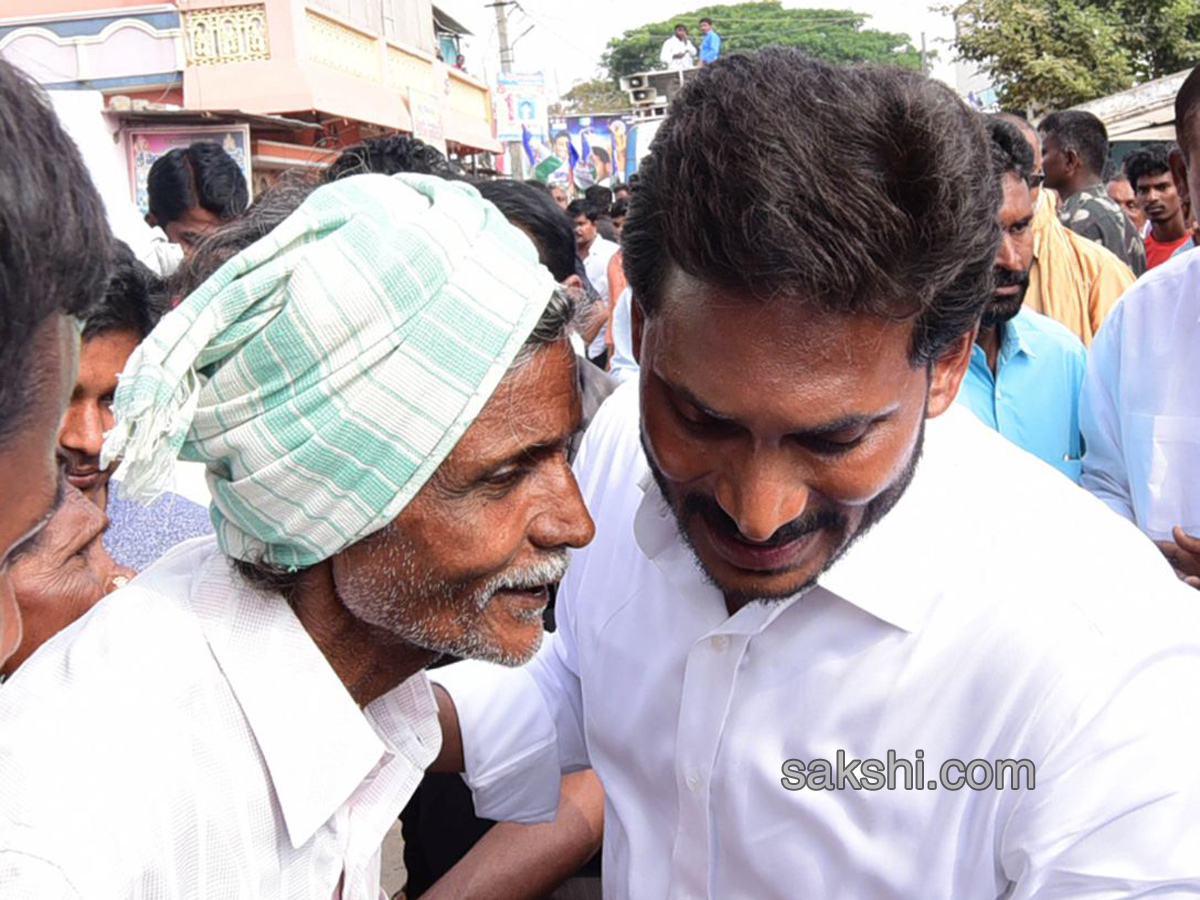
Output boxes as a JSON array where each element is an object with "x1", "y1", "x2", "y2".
[
  {"x1": 548, "y1": 114, "x2": 631, "y2": 193},
  {"x1": 494, "y1": 72, "x2": 549, "y2": 143}
]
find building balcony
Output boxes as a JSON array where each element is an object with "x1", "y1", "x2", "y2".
[{"x1": 179, "y1": 0, "x2": 497, "y2": 152}]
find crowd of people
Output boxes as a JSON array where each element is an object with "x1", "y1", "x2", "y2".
[{"x1": 1, "y1": 41, "x2": 1200, "y2": 899}]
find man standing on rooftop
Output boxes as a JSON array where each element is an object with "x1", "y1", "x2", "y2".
[{"x1": 699, "y1": 17, "x2": 721, "y2": 66}]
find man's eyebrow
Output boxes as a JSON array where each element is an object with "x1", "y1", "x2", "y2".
[
  {"x1": 666, "y1": 378, "x2": 892, "y2": 435},
  {"x1": 465, "y1": 416, "x2": 587, "y2": 481}
]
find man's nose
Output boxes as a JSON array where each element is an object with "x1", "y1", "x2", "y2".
[
  {"x1": 529, "y1": 461, "x2": 595, "y2": 551},
  {"x1": 995, "y1": 233, "x2": 1023, "y2": 272},
  {"x1": 58, "y1": 403, "x2": 105, "y2": 457},
  {"x1": 714, "y1": 449, "x2": 808, "y2": 542}
]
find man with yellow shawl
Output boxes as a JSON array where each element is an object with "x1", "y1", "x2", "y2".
[
  {"x1": 998, "y1": 114, "x2": 1135, "y2": 345},
  {"x1": 0, "y1": 172, "x2": 594, "y2": 898}
]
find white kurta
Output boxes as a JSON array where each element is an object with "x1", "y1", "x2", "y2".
[
  {"x1": 1080, "y1": 248, "x2": 1200, "y2": 539},
  {"x1": 435, "y1": 381, "x2": 1200, "y2": 899},
  {"x1": 0, "y1": 537, "x2": 440, "y2": 899}
]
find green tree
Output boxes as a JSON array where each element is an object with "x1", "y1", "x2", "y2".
[
  {"x1": 551, "y1": 78, "x2": 630, "y2": 115},
  {"x1": 943, "y1": 0, "x2": 1200, "y2": 114},
  {"x1": 601, "y1": 2, "x2": 924, "y2": 84}
]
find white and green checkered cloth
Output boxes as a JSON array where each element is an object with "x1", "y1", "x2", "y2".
[{"x1": 102, "y1": 173, "x2": 558, "y2": 569}]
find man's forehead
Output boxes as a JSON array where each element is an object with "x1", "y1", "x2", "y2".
[
  {"x1": 650, "y1": 265, "x2": 915, "y2": 381},
  {"x1": 445, "y1": 342, "x2": 579, "y2": 464}
]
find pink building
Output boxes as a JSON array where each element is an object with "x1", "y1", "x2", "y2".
[{"x1": 0, "y1": 0, "x2": 498, "y2": 193}]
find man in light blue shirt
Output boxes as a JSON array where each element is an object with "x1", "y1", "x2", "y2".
[
  {"x1": 958, "y1": 118, "x2": 1087, "y2": 481},
  {"x1": 699, "y1": 17, "x2": 721, "y2": 65}
]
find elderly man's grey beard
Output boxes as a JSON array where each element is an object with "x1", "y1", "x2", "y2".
[{"x1": 336, "y1": 543, "x2": 571, "y2": 667}]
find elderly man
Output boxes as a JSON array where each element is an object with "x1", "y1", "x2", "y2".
[
  {"x1": 431, "y1": 50, "x2": 1200, "y2": 896},
  {"x1": 0, "y1": 173, "x2": 594, "y2": 897},
  {"x1": 0, "y1": 60, "x2": 112, "y2": 669},
  {"x1": 0, "y1": 485, "x2": 133, "y2": 679}
]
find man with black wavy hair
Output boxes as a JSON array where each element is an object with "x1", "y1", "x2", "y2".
[
  {"x1": 956, "y1": 118, "x2": 1087, "y2": 481},
  {"x1": 0, "y1": 59, "x2": 112, "y2": 670},
  {"x1": 146, "y1": 141, "x2": 249, "y2": 254},
  {"x1": 432, "y1": 49, "x2": 1200, "y2": 896},
  {"x1": 324, "y1": 134, "x2": 458, "y2": 183}
]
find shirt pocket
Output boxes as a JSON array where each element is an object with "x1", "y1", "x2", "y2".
[{"x1": 1130, "y1": 413, "x2": 1200, "y2": 538}]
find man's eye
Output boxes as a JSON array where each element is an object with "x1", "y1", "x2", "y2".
[
  {"x1": 481, "y1": 467, "x2": 525, "y2": 489},
  {"x1": 800, "y1": 432, "x2": 869, "y2": 456}
]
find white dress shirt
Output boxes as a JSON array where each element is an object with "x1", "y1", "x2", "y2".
[
  {"x1": 659, "y1": 35, "x2": 697, "y2": 70},
  {"x1": 608, "y1": 287, "x2": 639, "y2": 384},
  {"x1": 434, "y1": 381, "x2": 1200, "y2": 899},
  {"x1": 0, "y1": 537, "x2": 440, "y2": 899},
  {"x1": 1080, "y1": 248, "x2": 1200, "y2": 539},
  {"x1": 581, "y1": 237, "x2": 619, "y2": 359}
]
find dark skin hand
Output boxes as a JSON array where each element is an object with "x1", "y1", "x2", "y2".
[
  {"x1": 1154, "y1": 526, "x2": 1200, "y2": 589},
  {"x1": 418, "y1": 769, "x2": 604, "y2": 900}
]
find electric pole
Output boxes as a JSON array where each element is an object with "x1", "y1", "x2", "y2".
[{"x1": 489, "y1": 0, "x2": 524, "y2": 178}]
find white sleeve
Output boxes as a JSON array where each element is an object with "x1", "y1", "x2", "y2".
[
  {"x1": 1000, "y1": 618, "x2": 1200, "y2": 896},
  {"x1": 1079, "y1": 302, "x2": 1136, "y2": 522},
  {"x1": 429, "y1": 599, "x2": 589, "y2": 824},
  {"x1": 660, "y1": 39, "x2": 675, "y2": 66}
]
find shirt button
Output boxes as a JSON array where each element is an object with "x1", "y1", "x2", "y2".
[
  {"x1": 709, "y1": 635, "x2": 728, "y2": 652},
  {"x1": 685, "y1": 770, "x2": 702, "y2": 791}
]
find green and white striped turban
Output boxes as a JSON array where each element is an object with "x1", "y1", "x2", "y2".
[{"x1": 102, "y1": 173, "x2": 559, "y2": 569}]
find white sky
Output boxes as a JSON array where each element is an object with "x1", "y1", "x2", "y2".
[{"x1": 438, "y1": 0, "x2": 961, "y2": 100}]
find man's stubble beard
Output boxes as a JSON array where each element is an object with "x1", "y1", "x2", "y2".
[
  {"x1": 640, "y1": 416, "x2": 925, "y2": 607},
  {"x1": 335, "y1": 529, "x2": 570, "y2": 667}
]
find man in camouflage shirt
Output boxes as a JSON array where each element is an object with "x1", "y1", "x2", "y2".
[{"x1": 1041, "y1": 110, "x2": 1146, "y2": 275}]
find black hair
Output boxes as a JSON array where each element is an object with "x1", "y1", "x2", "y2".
[
  {"x1": 1123, "y1": 145, "x2": 1173, "y2": 189},
  {"x1": 147, "y1": 141, "x2": 249, "y2": 228},
  {"x1": 475, "y1": 180, "x2": 576, "y2": 282},
  {"x1": 566, "y1": 199, "x2": 596, "y2": 221},
  {"x1": 700, "y1": 17, "x2": 713, "y2": 25},
  {"x1": 674, "y1": 23, "x2": 688, "y2": 32},
  {"x1": 1039, "y1": 110, "x2": 1109, "y2": 177},
  {"x1": 0, "y1": 59, "x2": 112, "y2": 442},
  {"x1": 83, "y1": 241, "x2": 167, "y2": 341},
  {"x1": 584, "y1": 184, "x2": 613, "y2": 215},
  {"x1": 523, "y1": 178, "x2": 554, "y2": 196},
  {"x1": 622, "y1": 49, "x2": 1000, "y2": 367},
  {"x1": 1175, "y1": 65, "x2": 1200, "y2": 154},
  {"x1": 171, "y1": 175, "x2": 319, "y2": 300},
  {"x1": 591, "y1": 146, "x2": 611, "y2": 165},
  {"x1": 325, "y1": 134, "x2": 458, "y2": 182},
  {"x1": 611, "y1": 198, "x2": 629, "y2": 219},
  {"x1": 985, "y1": 117, "x2": 1035, "y2": 185}
]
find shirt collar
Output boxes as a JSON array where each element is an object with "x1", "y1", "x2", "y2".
[
  {"x1": 187, "y1": 548, "x2": 438, "y2": 849},
  {"x1": 631, "y1": 411, "x2": 960, "y2": 635},
  {"x1": 1003, "y1": 309, "x2": 1037, "y2": 360}
]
